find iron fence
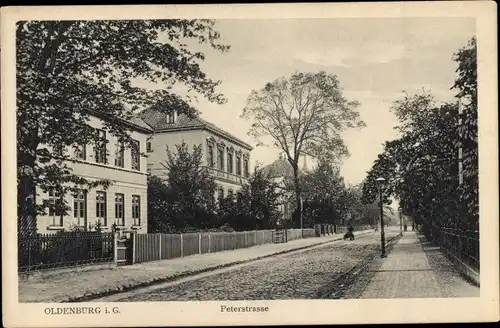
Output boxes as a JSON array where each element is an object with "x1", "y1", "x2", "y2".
[
  {"x1": 440, "y1": 227, "x2": 479, "y2": 272},
  {"x1": 18, "y1": 232, "x2": 114, "y2": 272}
]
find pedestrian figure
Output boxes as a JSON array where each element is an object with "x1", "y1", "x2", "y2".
[
  {"x1": 404, "y1": 224, "x2": 407, "y2": 231},
  {"x1": 412, "y1": 222, "x2": 415, "y2": 231},
  {"x1": 343, "y1": 225, "x2": 355, "y2": 241}
]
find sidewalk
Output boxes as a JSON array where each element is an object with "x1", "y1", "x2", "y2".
[
  {"x1": 19, "y1": 230, "x2": 373, "y2": 303},
  {"x1": 357, "y1": 231, "x2": 479, "y2": 298}
]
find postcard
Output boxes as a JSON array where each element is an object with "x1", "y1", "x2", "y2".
[{"x1": 1, "y1": 2, "x2": 498, "y2": 327}]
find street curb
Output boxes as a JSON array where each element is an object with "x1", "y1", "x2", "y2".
[{"x1": 62, "y1": 230, "x2": 374, "y2": 303}]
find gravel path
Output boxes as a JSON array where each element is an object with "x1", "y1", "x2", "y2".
[{"x1": 97, "y1": 232, "x2": 398, "y2": 301}]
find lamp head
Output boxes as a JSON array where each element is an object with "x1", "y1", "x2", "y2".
[{"x1": 375, "y1": 177, "x2": 386, "y2": 184}]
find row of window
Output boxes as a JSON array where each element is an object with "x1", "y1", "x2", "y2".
[
  {"x1": 207, "y1": 144, "x2": 250, "y2": 177},
  {"x1": 47, "y1": 190, "x2": 141, "y2": 228},
  {"x1": 74, "y1": 129, "x2": 141, "y2": 171}
]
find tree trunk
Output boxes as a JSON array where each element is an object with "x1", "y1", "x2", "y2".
[
  {"x1": 293, "y1": 165, "x2": 302, "y2": 229},
  {"x1": 17, "y1": 122, "x2": 39, "y2": 238},
  {"x1": 18, "y1": 161, "x2": 37, "y2": 238}
]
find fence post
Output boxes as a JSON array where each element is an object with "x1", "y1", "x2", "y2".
[
  {"x1": 158, "y1": 234, "x2": 162, "y2": 261},
  {"x1": 113, "y1": 233, "x2": 118, "y2": 264},
  {"x1": 180, "y1": 233, "x2": 184, "y2": 257},
  {"x1": 244, "y1": 231, "x2": 248, "y2": 248},
  {"x1": 221, "y1": 233, "x2": 225, "y2": 251},
  {"x1": 208, "y1": 232, "x2": 211, "y2": 253},
  {"x1": 132, "y1": 232, "x2": 136, "y2": 264},
  {"x1": 199, "y1": 233, "x2": 202, "y2": 254}
]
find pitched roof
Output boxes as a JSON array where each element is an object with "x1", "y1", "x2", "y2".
[
  {"x1": 138, "y1": 108, "x2": 253, "y2": 150},
  {"x1": 138, "y1": 108, "x2": 205, "y2": 130},
  {"x1": 87, "y1": 107, "x2": 153, "y2": 133},
  {"x1": 128, "y1": 116, "x2": 154, "y2": 132}
]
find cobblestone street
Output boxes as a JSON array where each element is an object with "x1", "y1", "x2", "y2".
[{"x1": 94, "y1": 231, "x2": 399, "y2": 301}]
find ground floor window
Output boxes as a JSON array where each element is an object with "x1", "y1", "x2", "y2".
[
  {"x1": 48, "y1": 189, "x2": 64, "y2": 227},
  {"x1": 115, "y1": 193, "x2": 125, "y2": 226},
  {"x1": 73, "y1": 190, "x2": 86, "y2": 227},
  {"x1": 132, "y1": 195, "x2": 140, "y2": 226},
  {"x1": 96, "y1": 191, "x2": 107, "y2": 226}
]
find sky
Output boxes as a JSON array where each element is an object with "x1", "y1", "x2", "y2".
[{"x1": 148, "y1": 17, "x2": 476, "y2": 186}]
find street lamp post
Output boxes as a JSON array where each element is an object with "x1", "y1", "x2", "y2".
[{"x1": 376, "y1": 177, "x2": 387, "y2": 258}]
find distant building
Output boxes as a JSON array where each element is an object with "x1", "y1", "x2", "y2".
[
  {"x1": 139, "y1": 109, "x2": 253, "y2": 198},
  {"x1": 36, "y1": 115, "x2": 152, "y2": 234},
  {"x1": 261, "y1": 154, "x2": 296, "y2": 226}
]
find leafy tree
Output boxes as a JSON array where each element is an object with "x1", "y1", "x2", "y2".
[
  {"x1": 147, "y1": 175, "x2": 172, "y2": 233},
  {"x1": 362, "y1": 37, "x2": 477, "y2": 237},
  {"x1": 301, "y1": 161, "x2": 347, "y2": 226},
  {"x1": 229, "y1": 169, "x2": 283, "y2": 231},
  {"x1": 149, "y1": 142, "x2": 218, "y2": 233},
  {"x1": 363, "y1": 93, "x2": 460, "y2": 237},
  {"x1": 216, "y1": 193, "x2": 239, "y2": 229},
  {"x1": 241, "y1": 71, "x2": 365, "y2": 227},
  {"x1": 453, "y1": 37, "x2": 478, "y2": 224},
  {"x1": 300, "y1": 165, "x2": 388, "y2": 228},
  {"x1": 17, "y1": 20, "x2": 229, "y2": 236},
  {"x1": 164, "y1": 142, "x2": 218, "y2": 231}
]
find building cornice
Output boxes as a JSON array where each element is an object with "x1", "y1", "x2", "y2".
[
  {"x1": 204, "y1": 126, "x2": 253, "y2": 151},
  {"x1": 155, "y1": 125, "x2": 253, "y2": 151}
]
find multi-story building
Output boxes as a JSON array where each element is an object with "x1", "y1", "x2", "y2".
[
  {"x1": 139, "y1": 109, "x2": 253, "y2": 198},
  {"x1": 36, "y1": 115, "x2": 152, "y2": 234}
]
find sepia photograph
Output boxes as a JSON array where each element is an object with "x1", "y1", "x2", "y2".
[{"x1": 2, "y1": 2, "x2": 498, "y2": 327}]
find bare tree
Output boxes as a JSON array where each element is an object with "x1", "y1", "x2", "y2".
[{"x1": 241, "y1": 71, "x2": 365, "y2": 227}]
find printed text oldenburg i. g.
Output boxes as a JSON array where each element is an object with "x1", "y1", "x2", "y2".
[{"x1": 44, "y1": 307, "x2": 120, "y2": 315}]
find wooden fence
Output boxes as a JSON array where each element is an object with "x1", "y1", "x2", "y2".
[
  {"x1": 314, "y1": 224, "x2": 374, "y2": 236},
  {"x1": 133, "y1": 229, "x2": 314, "y2": 264}
]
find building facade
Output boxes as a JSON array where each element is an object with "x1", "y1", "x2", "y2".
[
  {"x1": 36, "y1": 115, "x2": 152, "y2": 234},
  {"x1": 139, "y1": 109, "x2": 253, "y2": 198}
]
